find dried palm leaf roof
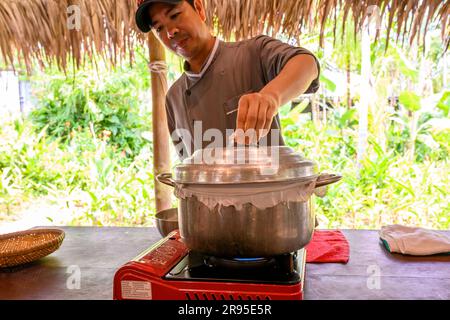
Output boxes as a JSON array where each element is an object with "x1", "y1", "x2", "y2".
[{"x1": 0, "y1": 0, "x2": 448, "y2": 72}]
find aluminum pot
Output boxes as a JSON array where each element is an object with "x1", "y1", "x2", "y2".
[{"x1": 157, "y1": 146, "x2": 341, "y2": 258}]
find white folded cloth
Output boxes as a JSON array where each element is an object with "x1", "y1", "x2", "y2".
[{"x1": 380, "y1": 224, "x2": 450, "y2": 256}]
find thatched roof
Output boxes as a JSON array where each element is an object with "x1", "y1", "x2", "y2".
[
  {"x1": 0, "y1": 0, "x2": 448, "y2": 72},
  {"x1": 0, "y1": 0, "x2": 143, "y2": 73},
  {"x1": 205, "y1": 0, "x2": 449, "y2": 48}
]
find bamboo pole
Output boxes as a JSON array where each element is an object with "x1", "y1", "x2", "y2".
[
  {"x1": 148, "y1": 32, "x2": 172, "y2": 213},
  {"x1": 357, "y1": 19, "x2": 371, "y2": 172}
]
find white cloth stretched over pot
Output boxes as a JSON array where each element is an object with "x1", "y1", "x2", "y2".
[{"x1": 174, "y1": 179, "x2": 316, "y2": 210}]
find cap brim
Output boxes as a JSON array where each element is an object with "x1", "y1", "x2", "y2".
[{"x1": 135, "y1": 0, "x2": 182, "y2": 33}]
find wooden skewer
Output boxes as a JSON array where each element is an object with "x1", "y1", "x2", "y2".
[{"x1": 226, "y1": 108, "x2": 238, "y2": 115}]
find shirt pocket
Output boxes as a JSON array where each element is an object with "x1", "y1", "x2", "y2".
[{"x1": 223, "y1": 89, "x2": 253, "y2": 129}]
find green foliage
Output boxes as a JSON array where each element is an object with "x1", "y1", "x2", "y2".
[
  {"x1": 392, "y1": 47, "x2": 419, "y2": 82},
  {"x1": 334, "y1": 108, "x2": 358, "y2": 129},
  {"x1": 280, "y1": 110, "x2": 449, "y2": 230},
  {"x1": 330, "y1": 18, "x2": 361, "y2": 72},
  {"x1": 0, "y1": 120, "x2": 66, "y2": 196},
  {"x1": 28, "y1": 46, "x2": 155, "y2": 159},
  {"x1": 71, "y1": 144, "x2": 157, "y2": 226},
  {"x1": 436, "y1": 91, "x2": 450, "y2": 116},
  {"x1": 399, "y1": 91, "x2": 421, "y2": 112},
  {"x1": 0, "y1": 116, "x2": 158, "y2": 226},
  {"x1": 319, "y1": 74, "x2": 336, "y2": 92},
  {"x1": 1, "y1": 16, "x2": 448, "y2": 229},
  {"x1": 29, "y1": 69, "x2": 150, "y2": 158}
]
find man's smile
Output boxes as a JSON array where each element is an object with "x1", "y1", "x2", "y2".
[{"x1": 173, "y1": 37, "x2": 190, "y2": 50}]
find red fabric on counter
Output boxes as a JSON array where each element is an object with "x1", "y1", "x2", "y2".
[{"x1": 305, "y1": 230, "x2": 350, "y2": 263}]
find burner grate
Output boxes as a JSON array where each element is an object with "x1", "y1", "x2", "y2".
[{"x1": 204, "y1": 255, "x2": 277, "y2": 269}]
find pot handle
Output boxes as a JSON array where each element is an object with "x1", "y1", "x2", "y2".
[
  {"x1": 156, "y1": 173, "x2": 176, "y2": 188},
  {"x1": 315, "y1": 173, "x2": 342, "y2": 188}
]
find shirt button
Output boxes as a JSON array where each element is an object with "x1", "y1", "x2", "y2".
[{"x1": 186, "y1": 90, "x2": 192, "y2": 96}]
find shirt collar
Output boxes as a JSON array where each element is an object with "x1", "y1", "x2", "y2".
[{"x1": 184, "y1": 37, "x2": 220, "y2": 79}]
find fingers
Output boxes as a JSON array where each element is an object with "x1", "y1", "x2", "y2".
[
  {"x1": 236, "y1": 96, "x2": 249, "y2": 131},
  {"x1": 244, "y1": 98, "x2": 259, "y2": 133},
  {"x1": 255, "y1": 100, "x2": 268, "y2": 135},
  {"x1": 261, "y1": 105, "x2": 276, "y2": 137},
  {"x1": 234, "y1": 93, "x2": 278, "y2": 144}
]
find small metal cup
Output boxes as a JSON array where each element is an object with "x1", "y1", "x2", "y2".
[{"x1": 155, "y1": 208, "x2": 179, "y2": 238}]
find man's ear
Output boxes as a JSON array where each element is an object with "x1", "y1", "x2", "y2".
[{"x1": 193, "y1": 0, "x2": 207, "y2": 22}]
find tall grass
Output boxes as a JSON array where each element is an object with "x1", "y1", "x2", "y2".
[
  {"x1": 0, "y1": 116, "x2": 158, "y2": 226},
  {"x1": 0, "y1": 37, "x2": 448, "y2": 229},
  {"x1": 280, "y1": 104, "x2": 449, "y2": 230}
]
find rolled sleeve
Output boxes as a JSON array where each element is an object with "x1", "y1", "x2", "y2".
[{"x1": 252, "y1": 35, "x2": 320, "y2": 94}]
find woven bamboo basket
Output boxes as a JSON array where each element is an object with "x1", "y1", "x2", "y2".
[{"x1": 0, "y1": 228, "x2": 65, "y2": 268}]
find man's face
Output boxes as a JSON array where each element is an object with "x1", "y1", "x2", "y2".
[{"x1": 149, "y1": 1, "x2": 208, "y2": 59}]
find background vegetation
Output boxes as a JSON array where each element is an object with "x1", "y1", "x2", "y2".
[{"x1": 0, "y1": 21, "x2": 448, "y2": 230}]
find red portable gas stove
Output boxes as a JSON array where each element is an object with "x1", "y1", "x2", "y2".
[{"x1": 113, "y1": 230, "x2": 306, "y2": 300}]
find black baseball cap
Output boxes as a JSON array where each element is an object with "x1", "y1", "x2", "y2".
[{"x1": 135, "y1": 0, "x2": 183, "y2": 33}]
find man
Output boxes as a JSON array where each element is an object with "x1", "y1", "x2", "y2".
[{"x1": 135, "y1": 0, "x2": 320, "y2": 159}]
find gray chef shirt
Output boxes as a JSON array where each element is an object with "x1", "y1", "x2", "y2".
[{"x1": 165, "y1": 35, "x2": 320, "y2": 160}]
